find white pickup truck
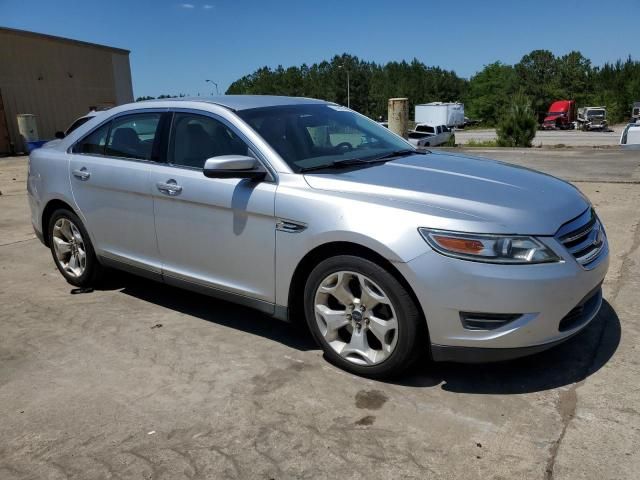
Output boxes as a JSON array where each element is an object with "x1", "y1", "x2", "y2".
[
  {"x1": 620, "y1": 121, "x2": 640, "y2": 150},
  {"x1": 407, "y1": 124, "x2": 454, "y2": 147}
]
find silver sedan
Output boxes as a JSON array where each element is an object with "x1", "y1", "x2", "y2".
[{"x1": 28, "y1": 96, "x2": 609, "y2": 377}]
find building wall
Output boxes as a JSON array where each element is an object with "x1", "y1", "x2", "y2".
[{"x1": 0, "y1": 28, "x2": 133, "y2": 153}]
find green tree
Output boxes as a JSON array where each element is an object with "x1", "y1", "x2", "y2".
[
  {"x1": 465, "y1": 62, "x2": 517, "y2": 126},
  {"x1": 515, "y1": 50, "x2": 561, "y2": 121},
  {"x1": 556, "y1": 51, "x2": 592, "y2": 102},
  {"x1": 224, "y1": 50, "x2": 640, "y2": 125},
  {"x1": 497, "y1": 91, "x2": 537, "y2": 147},
  {"x1": 226, "y1": 54, "x2": 466, "y2": 119}
]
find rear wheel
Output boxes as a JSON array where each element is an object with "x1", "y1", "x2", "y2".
[
  {"x1": 304, "y1": 255, "x2": 422, "y2": 378},
  {"x1": 48, "y1": 209, "x2": 103, "y2": 287}
]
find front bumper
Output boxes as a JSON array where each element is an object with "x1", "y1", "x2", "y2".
[
  {"x1": 430, "y1": 286, "x2": 602, "y2": 362},
  {"x1": 395, "y1": 236, "x2": 609, "y2": 362}
]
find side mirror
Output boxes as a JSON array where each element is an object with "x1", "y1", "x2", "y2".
[
  {"x1": 55, "y1": 131, "x2": 65, "y2": 139},
  {"x1": 203, "y1": 155, "x2": 266, "y2": 180}
]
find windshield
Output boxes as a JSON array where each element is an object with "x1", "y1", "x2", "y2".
[
  {"x1": 588, "y1": 110, "x2": 605, "y2": 117},
  {"x1": 236, "y1": 104, "x2": 413, "y2": 172}
]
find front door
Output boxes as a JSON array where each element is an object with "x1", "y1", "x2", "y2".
[
  {"x1": 150, "y1": 112, "x2": 277, "y2": 305},
  {"x1": 69, "y1": 112, "x2": 163, "y2": 271}
]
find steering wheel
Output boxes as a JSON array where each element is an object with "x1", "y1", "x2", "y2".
[{"x1": 335, "y1": 142, "x2": 354, "y2": 153}]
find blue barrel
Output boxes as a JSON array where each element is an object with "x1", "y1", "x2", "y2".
[{"x1": 26, "y1": 140, "x2": 48, "y2": 153}]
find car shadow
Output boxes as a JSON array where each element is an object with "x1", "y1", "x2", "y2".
[
  {"x1": 101, "y1": 271, "x2": 317, "y2": 352},
  {"x1": 95, "y1": 273, "x2": 621, "y2": 394}
]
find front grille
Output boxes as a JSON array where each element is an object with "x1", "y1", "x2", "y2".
[
  {"x1": 558, "y1": 286, "x2": 602, "y2": 332},
  {"x1": 556, "y1": 209, "x2": 605, "y2": 267}
]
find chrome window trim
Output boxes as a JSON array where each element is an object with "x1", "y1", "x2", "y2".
[{"x1": 165, "y1": 107, "x2": 279, "y2": 183}]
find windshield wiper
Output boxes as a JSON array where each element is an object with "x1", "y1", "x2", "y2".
[
  {"x1": 370, "y1": 149, "x2": 426, "y2": 161},
  {"x1": 299, "y1": 149, "x2": 424, "y2": 173},
  {"x1": 299, "y1": 158, "x2": 375, "y2": 173}
]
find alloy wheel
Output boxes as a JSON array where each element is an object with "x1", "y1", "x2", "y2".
[
  {"x1": 52, "y1": 217, "x2": 87, "y2": 278},
  {"x1": 313, "y1": 271, "x2": 399, "y2": 365}
]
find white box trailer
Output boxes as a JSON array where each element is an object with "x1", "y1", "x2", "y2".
[{"x1": 415, "y1": 102, "x2": 465, "y2": 128}]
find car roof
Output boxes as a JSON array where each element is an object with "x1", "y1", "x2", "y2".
[{"x1": 152, "y1": 95, "x2": 331, "y2": 111}]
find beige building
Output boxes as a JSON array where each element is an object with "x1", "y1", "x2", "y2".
[{"x1": 0, "y1": 27, "x2": 133, "y2": 154}]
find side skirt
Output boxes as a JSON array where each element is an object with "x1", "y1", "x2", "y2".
[{"x1": 99, "y1": 254, "x2": 290, "y2": 322}]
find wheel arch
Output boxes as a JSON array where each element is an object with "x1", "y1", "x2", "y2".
[
  {"x1": 286, "y1": 241, "x2": 428, "y2": 339},
  {"x1": 41, "y1": 199, "x2": 77, "y2": 247}
]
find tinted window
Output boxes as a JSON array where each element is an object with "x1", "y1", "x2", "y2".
[
  {"x1": 415, "y1": 125, "x2": 435, "y2": 134},
  {"x1": 105, "y1": 113, "x2": 161, "y2": 160},
  {"x1": 72, "y1": 122, "x2": 110, "y2": 155},
  {"x1": 65, "y1": 116, "x2": 92, "y2": 135},
  {"x1": 169, "y1": 113, "x2": 249, "y2": 169},
  {"x1": 237, "y1": 104, "x2": 411, "y2": 172}
]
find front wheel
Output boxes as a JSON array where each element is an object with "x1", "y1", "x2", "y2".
[
  {"x1": 48, "y1": 209, "x2": 104, "y2": 287},
  {"x1": 304, "y1": 255, "x2": 423, "y2": 378}
]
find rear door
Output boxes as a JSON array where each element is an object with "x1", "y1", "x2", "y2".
[{"x1": 69, "y1": 111, "x2": 164, "y2": 272}]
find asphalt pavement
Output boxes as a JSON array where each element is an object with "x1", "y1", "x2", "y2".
[{"x1": 1, "y1": 152, "x2": 639, "y2": 479}]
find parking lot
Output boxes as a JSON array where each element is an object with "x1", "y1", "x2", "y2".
[
  {"x1": 456, "y1": 127, "x2": 622, "y2": 147},
  {"x1": 1, "y1": 149, "x2": 639, "y2": 479}
]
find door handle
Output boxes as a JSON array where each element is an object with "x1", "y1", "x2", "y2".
[
  {"x1": 156, "y1": 179, "x2": 183, "y2": 196},
  {"x1": 72, "y1": 168, "x2": 91, "y2": 180}
]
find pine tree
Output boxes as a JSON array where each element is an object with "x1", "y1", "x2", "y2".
[{"x1": 497, "y1": 92, "x2": 538, "y2": 147}]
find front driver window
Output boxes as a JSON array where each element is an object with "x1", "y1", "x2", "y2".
[{"x1": 169, "y1": 113, "x2": 249, "y2": 169}]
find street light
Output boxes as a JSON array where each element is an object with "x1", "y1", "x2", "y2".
[
  {"x1": 205, "y1": 79, "x2": 219, "y2": 95},
  {"x1": 338, "y1": 65, "x2": 350, "y2": 109}
]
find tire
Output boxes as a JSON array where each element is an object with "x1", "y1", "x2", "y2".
[
  {"x1": 303, "y1": 255, "x2": 423, "y2": 378},
  {"x1": 48, "y1": 208, "x2": 104, "y2": 287}
]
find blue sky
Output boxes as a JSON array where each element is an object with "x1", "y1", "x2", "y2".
[{"x1": 2, "y1": 0, "x2": 638, "y2": 98}]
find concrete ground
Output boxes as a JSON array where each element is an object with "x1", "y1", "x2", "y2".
[
  {"x1": 456, "y1": 127, "x2": 622, "y2": 147},
  {"x1": 1, "y1": 151, "x2": 639, "y2": 479}
]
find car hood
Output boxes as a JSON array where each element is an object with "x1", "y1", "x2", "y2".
[{"x1": 303, "y1": 152, "x2": 589, "y2": 235}]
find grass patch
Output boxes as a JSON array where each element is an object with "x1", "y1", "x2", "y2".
[{"x1": 464, "y1": 139, "x2": 499, "y2": 147}]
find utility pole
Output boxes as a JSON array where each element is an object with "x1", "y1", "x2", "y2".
[
  {"x1": 388, "y1": 98, "x2": 408, "y2": 139},
  {"x1": 205, "y1": 79, "x2": 219, "y2": 95},
  {"x1": 338, "y1": 65, "x2": 350, "y2": 109}
]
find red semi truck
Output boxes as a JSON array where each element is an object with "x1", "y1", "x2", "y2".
[{"x1": 542, "y1": 100, "x2": 576, "y2": 130}]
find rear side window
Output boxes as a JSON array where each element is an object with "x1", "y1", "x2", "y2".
[
  {"x1": 168, "y1": 113, "x2": 249, "y2": 169},
  {"x1": 72, "y1": 123, "x2": 110, "y2": 155},
  {"x1": 415, "y1": 125, "x2": 435, "y2": 134},
  {"x1": 105, "y1": 113, "x2": 162, "y2": 160},
  {"x1": 65, "y1": 116, "x2": 92, "y2": 135}
]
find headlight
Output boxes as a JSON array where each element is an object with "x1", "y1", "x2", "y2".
[{"x1": 418, "y1": 228, "x2": 560, "y2": 264}]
